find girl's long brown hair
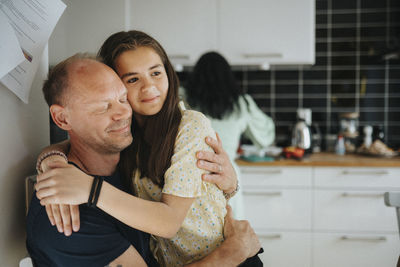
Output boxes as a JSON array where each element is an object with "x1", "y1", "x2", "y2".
[{"x1": 98, "y1": 30, "x2": 182, "y2": 190}]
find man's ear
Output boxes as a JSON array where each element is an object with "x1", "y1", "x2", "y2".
[{"x1": 49, "y1": 104, "x2": 72, "y2": 131}]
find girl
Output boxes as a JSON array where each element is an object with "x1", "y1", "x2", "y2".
[{"x1": 36, "y1": 31, "x2": 233, "y2": 266}]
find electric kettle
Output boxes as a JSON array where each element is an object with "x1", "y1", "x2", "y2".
[{"x1": 291, "y1": 109, "x2": 312, "y2": 151}]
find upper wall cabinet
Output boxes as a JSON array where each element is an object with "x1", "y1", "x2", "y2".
[
  {"x1": 218, "y1": 0, "x2": 315, "y2": 66},
  {"x1": 130, "y1": 0, "x2": 217, "y2": 68},
  {"x1": 131, "y1": 0, "x2": 315, "y2": 68},
  {"x1": 50, "y1": 0, "x2": 315, "y2": 68}
]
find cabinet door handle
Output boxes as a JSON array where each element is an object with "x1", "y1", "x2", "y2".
[
  {"x1": 340, "y1": 235, "x2": 387, "y2": 242},
  {"x1": 341, "y1": 192, "x2": 384, "y2": 198},
  {"x1": 242, "y1": 169, "x2": 283, "y2": 175},
  {"x1": 243, "y1": 191, "x2": 282, "y2": 196},
  {"x1": 341, "y1": 170, "x2": 389, "y2": 176},
  {"x1": 257, "y1": 233, "x2": 282, "y2": 239},
  {"x1": 243, "y1": 53, "x2": 283, "y2": 58},
  {"x1": 169, "y1": 54, "x2": 190, "y2": 60}
]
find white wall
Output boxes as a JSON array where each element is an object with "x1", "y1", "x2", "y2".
[
  {"x1": 0, "y1": 1, "x2": 127, "y2": 264},
  {"x1": 0, "y1": 51, "x2": 49, "y2": 266},
  {"x1": 48, "y1": 0, "x2": 126, "y2": 66}
]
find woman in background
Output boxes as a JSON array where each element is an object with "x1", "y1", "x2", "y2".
[{"x1": 183, "y1": 51, "x2": 275, "y2": 219}]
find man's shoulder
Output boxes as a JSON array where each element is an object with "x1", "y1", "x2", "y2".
[{"x1": 26, "y1": 195, "x2": 132, "y2": 267}]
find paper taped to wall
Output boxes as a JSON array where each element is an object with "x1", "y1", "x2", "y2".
[
  {"x1": 0, "y1": 0, "x2": 66, "y2": 103},
  {"x1": 0, "y1": 12, "x2": 25, "y2": 80}
]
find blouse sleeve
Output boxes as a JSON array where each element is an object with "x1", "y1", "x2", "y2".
[
  {"x1": 242, "y1": 94, "x2": 275, "y2": 148},
  {"x1": 162, "y1": 110, "x2": 216, "y2": 198}
]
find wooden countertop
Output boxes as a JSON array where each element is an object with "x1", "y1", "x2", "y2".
[{"x1": 236, "y1": 152, "x2": 400, "y2": 167}]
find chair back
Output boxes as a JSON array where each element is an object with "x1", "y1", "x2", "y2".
[{"x1": 25, "y1": 175, "x2": 36, "y2": 215}]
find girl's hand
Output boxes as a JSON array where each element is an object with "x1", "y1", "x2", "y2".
[
  {"x1": 46, "y1": 204, "x2": 80, "y2": 236},
  {"x1": 39, "y1": 150, "x2": 80, "y2": 236},
  {"x1": 35, "y1": 162, "x2": 94, "y2": 206},
  {"x1": 196, "y1": 133, "x2": 238, "y2": 194}
]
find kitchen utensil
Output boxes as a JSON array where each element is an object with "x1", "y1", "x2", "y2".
[
  {"x1": 292, "y1": 108, "x2": 312, "y2": 152},
  {"x1": 339, "y1": 112, "x2": 359, "y2": 153},
  {"x1": 311, "y1": 123, "x2": 321, "y2": 153}
]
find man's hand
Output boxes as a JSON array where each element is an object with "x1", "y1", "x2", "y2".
[
  {"x1": 224, "y1": 205, "x2": 261, "y2": 260},
  {"x1": 196, "y1": 133, "x2": 237, "y2": 194},
  {"x1": 185, "y1": 205, "x2": 261, "y2": 266}
]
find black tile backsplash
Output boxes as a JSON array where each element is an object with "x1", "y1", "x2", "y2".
[{"x1": 178, "y1": 0, "x2": 400, "y2": 149}]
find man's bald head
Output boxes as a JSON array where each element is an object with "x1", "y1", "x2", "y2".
[
  {"x1": 42, "y1": 53, "x2": 98, "y2": 107},
  {"x1": 45, "y1": 54, "x2": 133, "y2": 155}
]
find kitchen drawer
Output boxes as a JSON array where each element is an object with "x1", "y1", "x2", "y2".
[
  {"x1": 313, "y1": 233, "x2": 400, "y2": 267},
  {"x1": 314, "y1": 167, "x2": 400, "y2": 188},
  {"x1": 243, "y1": 189, "x2": 311, "y2": 230},
  {"x1": 240, "y1": 166, "x2": 312, "y2": 188},
  {"x1": 314, "y1": 190, "x2": 398, "y2": 232},
  {"x1": 256, "y1": 231, "x2": 311, "y2": 267}
]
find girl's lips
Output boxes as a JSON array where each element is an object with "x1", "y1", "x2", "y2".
[{"x1": 141, "y1": 95, "x2": 159, "y2": 103}]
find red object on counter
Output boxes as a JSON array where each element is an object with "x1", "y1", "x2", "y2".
[{"x1": 283, "y1": 146, "x2": 305, "y2": 159}]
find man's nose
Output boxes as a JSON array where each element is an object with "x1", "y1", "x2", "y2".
[{"x1": 112, "y1": 101, "x2": 132, "y2": 121}]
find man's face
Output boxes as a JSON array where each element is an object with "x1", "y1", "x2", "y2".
[{"x1": 64, "y1": 60, "x2": 133, "y2": 154}]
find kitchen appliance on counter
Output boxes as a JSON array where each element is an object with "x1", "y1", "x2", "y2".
[
  {"x1": 292, "y1": 108, "x2": 312, "y2": 153},
  {"x1": 339, "y1": 112, "x2": 359, "y2": 153}
]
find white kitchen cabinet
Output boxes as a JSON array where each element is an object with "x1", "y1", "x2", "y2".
[
  {"x1": 129, "y1": 0, "x2": 315, "y2": 67},
  {"x1": 130, "y1": 0, "x2": 217, "y2": 67},
  {"x1": 240, "y1": 165, "x2": 400, "y2": 267},
  {"x1": 243, "y1": 189, "x2": 312, "y2": 230},
  {"x1": 258, "y1": 231, "x2": 312, "y2": 267},
  {"x1": 50, "y1": 0, "x2": 315, "y2": 67},
  {"x1": 240, "y1": 166, "x2": 312, "y2": 188},
  {"x1": 219, "y1": 0, "x2": 315, "y2": 66},
  {"x1": 241, "y1": 166, "x2": 313, "y2": 266},
  {"x1": 313, "y1": 233, "x2": 400, "y2": 267},
  {"x1": 313, "y1": 189, "x2": 398, "y2": 232},
  {"x1": 314, "y1": 167, "x2": 400, "y2": 189},
  {"x1": 313, "y1": 166, "x2": 400, "y2": 267}
]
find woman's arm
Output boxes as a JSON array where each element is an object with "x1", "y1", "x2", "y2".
[
  {"x1": 35, "y1": 163, "x2": 194, "y2": 238},
  {"x1": 242, "y1": 94, "x2": 275, "y2": 148}
]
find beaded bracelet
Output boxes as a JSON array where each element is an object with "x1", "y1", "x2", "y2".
[
  {"x1": 36, "y1": 151, "x2": 68, "y2": 174},
  {"x1": 223, "y1": 180, "x2": 240, "y2": 200}
]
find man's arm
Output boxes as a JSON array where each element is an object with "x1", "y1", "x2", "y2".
[
  {"x1": 186, "y1": 205, "x2": 261, "y2": 267},
  {"x1": 196, "y1": 134, "x2": 238, "y2": 194},
  {"x1": 108, "y1": 205, "x2": 260, "y2": 267}
]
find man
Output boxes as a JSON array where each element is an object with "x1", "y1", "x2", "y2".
[{"x1": 27, "y1": 54, "x2": 261, "y2": 266}]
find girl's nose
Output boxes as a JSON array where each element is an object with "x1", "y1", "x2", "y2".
[{"x1": 141, "y1": 76, "x2": 154, "y2": 92}]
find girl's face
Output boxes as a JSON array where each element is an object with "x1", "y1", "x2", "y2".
[{"x1": 114, "y1": 46, "x2": 169, "y2": 118}]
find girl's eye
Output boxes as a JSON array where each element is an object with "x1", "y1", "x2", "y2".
[
  {"x1": 127, "y1": 77, "x2": 138, "y2": 83},
  {"x1": 152, "y1": 71, "x2": 161, "y2": 76}
]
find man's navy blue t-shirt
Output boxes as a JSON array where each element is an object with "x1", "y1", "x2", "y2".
[{"x1": 26, "y1": 166, "x2": 158, "y2": 267}]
